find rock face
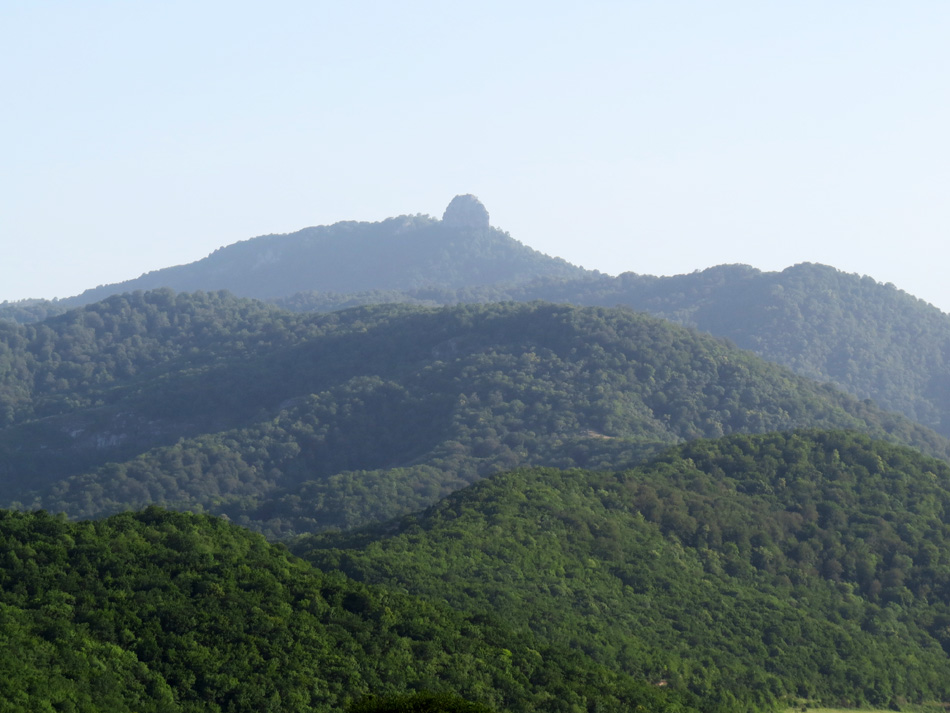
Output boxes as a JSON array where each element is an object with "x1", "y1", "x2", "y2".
[{"x1": 442, "y1": 194, "x2": 490, "y2": 231}]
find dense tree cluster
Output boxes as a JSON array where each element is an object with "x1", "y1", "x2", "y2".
[
  {"x1": 11, "y1": 432, "x2": 950, "y2": 711},
  {"x1": 273, "y1": 263, "x2": 950, "y2": 438},
  {"x1": 0, "y1": 298, "x2": 69, "y2": 324},
  {"x1": 347, "y1": 691, "x2": 496, "y2": 713},
  {"x1": 5, "y1": 217, "x2": 949, "y2": 442},
  {"x1": 299, "y1": 430, "x2": 950, "y2": 710},
  {"x1": 2, "y1": 293, "x2": 945, "y2": 537},
  {"x1": 0, "y1": 507, "x2": 698, "y2": 713}
]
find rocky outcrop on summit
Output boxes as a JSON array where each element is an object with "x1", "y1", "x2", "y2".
[
  {"x1": 52, "y1": 196, "x2": 586, "y2": 307},
  {"x1": 442, "y1": 194, "x2": 490, "y2": 231}
]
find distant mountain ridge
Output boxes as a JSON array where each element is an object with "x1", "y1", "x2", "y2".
[{"x1": 56, "y1": 195, "x2": 588, "y2": 306}]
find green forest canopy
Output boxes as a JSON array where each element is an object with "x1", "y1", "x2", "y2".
[
  {"x1": 299, "y1": 430, "x2": 950, "y2": 711},
  {"x1": 2, "y1": 292, "x2": 947, "y2": 537}
]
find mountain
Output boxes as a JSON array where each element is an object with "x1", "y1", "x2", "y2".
[
  {"x1": 48, "y1": 195, "x2": 587, "y2": 307},
  {"x1": 3, "y1": 199, "x2": 948, "y2": 442},
  {"x1": 5, "y1": 200, "x2": 950, "y2": 710},
  {"x1": 2, "y1": 291, "x2": 948, "y2": 537},
  {"x1": 0, "y1": 506, "x2": 696, "y2": 713},
  {"x1": 296, "y1": 429, "x2": 950, "y2": 711},
  {"x1": 275, "y1": 262, "x2": 950, "y2": 438}
]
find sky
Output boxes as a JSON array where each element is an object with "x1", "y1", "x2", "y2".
[{"x1": 3, "y1": 1, "x2": 950, "y2": 312}]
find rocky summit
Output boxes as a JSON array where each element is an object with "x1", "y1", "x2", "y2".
[{"x1": 442, "y1": 194, "x2": 490, "y2": 231}]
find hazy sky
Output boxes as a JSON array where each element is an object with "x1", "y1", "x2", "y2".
[{"x1": 3, "y1": 2, "x2": 950, "y2": 311}]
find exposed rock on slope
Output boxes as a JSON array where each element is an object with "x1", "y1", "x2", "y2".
[{"x1": 442, "y1": 194, "x2": 490, "y2": 230}]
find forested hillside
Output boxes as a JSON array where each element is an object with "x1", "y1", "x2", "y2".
[
  {"x1": 9, "y1": 432, "x2": 950, "y2": 712},
  {"x1": 1, "y1": 291, "x2": 946, "y2": 536},
  {"x1": 5, "y1": 287, "x2": 950, "y2": 710},
  {"x1": 0, "y1": 507, "x2": 696, "y2": 713},
  {"x1": 298, "y1": 430, "x2": 950, "y2": 711},
  {"x1": 522, "y1": 263, "x2": 950, "y2": 437},
  {"x1": 4, "y1": 201, "x2": 948, "y2": 443},
  {"x1": 274, "y1": 262, "x2": 950, "y2": 438}
]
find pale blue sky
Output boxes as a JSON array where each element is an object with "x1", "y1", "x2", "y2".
[{"x1": 3, "y1": 2, "x2": 950, "y2": 311}]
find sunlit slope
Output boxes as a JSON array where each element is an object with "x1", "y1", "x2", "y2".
[
  {"x1": 0, "y1": 507, "x2": 697, "y2": 713},
  {"x1": 299, "y1": 430, "x2": 950, "y2": 710}
]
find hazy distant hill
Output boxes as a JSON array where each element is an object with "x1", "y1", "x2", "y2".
[
  {"x1": 2, "y1": 291, "x2": 947, "y2": 537},
  {"x1": 51, "y1": 195, "x2": 587, "y2": 307}
]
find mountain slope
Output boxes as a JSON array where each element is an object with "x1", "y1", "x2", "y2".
[
  {"x1": 297, "y1": 430, "x2": 950, "y2": 710},
  {"x1": 0, "y1": 507, "x2": 698, "y2": 713},
  {"x1": 2, "y1": 292, "x2": 948, "y2": 537},
  {"x1": 8, "y1": 431, "x2": 950, "y2": 711},
  {"x1": 3, "y1": 200, "x2": 947, "y2": 442},
  {"x1": 276, "y1": 262, "x2": 950, "y2": 438},
  {"x1": 527, "y1": 262, "x2": 950, "y2": 436},
  {"x1": 51, "y1": 196, "x2": 586, "y2": 307}
]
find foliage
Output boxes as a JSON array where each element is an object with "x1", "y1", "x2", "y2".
[
  {"x1": 7, "y1": 421, "x2": 950, "y2": 710},
  {"x1": 298, "y1": 430, "x2": 950, "y2": 711},
  {"x1": 7, "y1": 216, "x2": 950, "y2": 443},
  {"x1": 0, "y1": 298, "x2": 68, "y2": 324},
  {"x1": 0, "y1": 506, "x2": 698, "y2": 713},
  {"x1": 347, "y1": 691, "x2": 496, "y2": 713},
  {"x1": 1, "y1": 293, "x2": 945, "y2": 537},
  {"x1": 274, "y1": 263, "x2": 950, "y2": 438}
]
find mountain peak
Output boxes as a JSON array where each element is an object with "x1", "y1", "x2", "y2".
[{"x1": 442, "y1": 194, "x2": 489, "y2": 230}]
